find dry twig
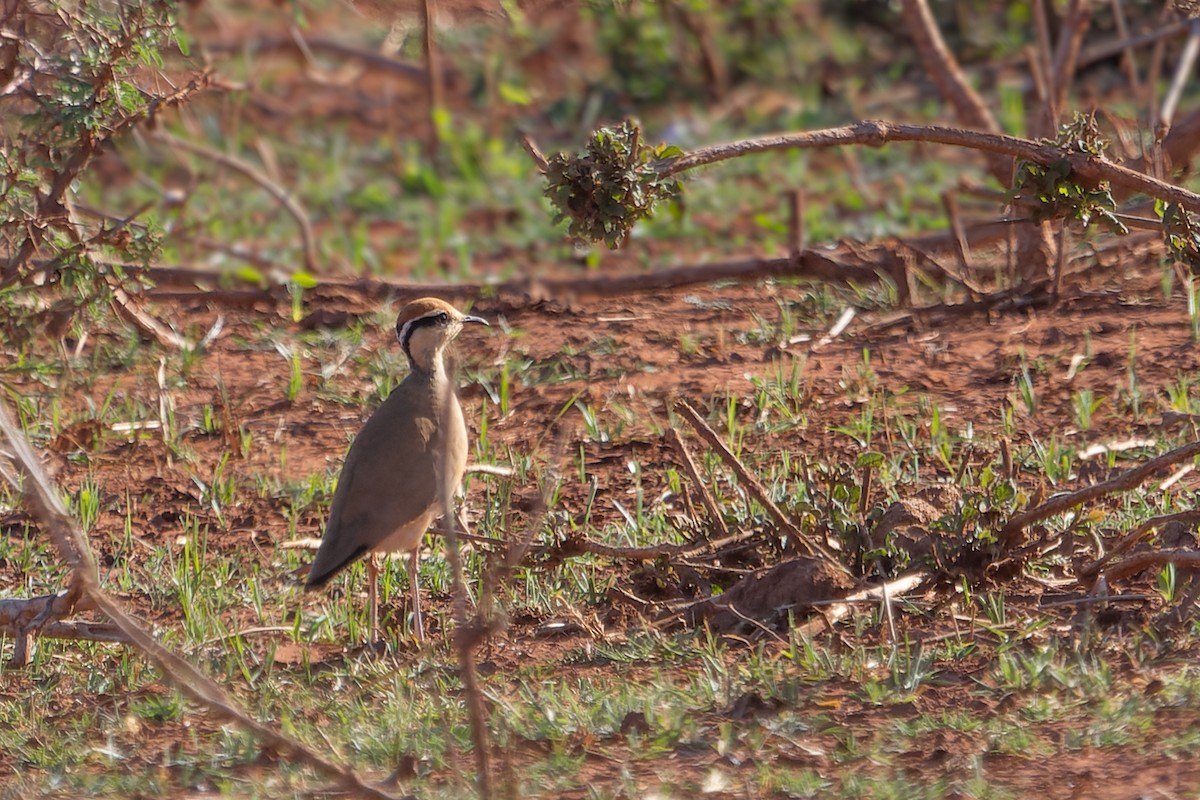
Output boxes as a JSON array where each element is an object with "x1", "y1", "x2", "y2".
[
  {"x1": 674, "y1": 400, "x2": 847, "y2": 573},
  {"x1": 150, "y1": 131, "x2": 320, "y2": 275},
  {"x1": 1079, "y1": 509, "x2": 1200, "y2": 580},
  {"x1": 664, "y1": 426, "x2": 728, "y2": 538},
  {"x1": 0, "y1": 402, "x2": 406, "y2": 800},
  {"x1": 999, "y1": 440, "x2": 1200, "y2": 548},
  {"x1": 436, "y1": 378, "x2": 493, "y2": 800},
  {"x1": 898, "y1": 0, "x2": 1007, "y2": 181},
  {"x1": 1102, "y1": 549, "x2": 1200, "y2": 584}
]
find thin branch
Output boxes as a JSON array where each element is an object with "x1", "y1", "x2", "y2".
[
  {"x1": 664, "y1": 425, "x2": 729, "y2": 538},
  {"x1": 110, "y1": 284, "x2": 192, "y2": 350},
  {"x1": 674, "y1": 400, "x2": 848, "y2": 573},
  {"x1": 150, "y1": 131, "x2": 320, "y2": 275},
  {"x1": 141, "y1": 248, "x2": 879, "y2": 304},
  {"x1": 1050, "y1": 0, "x2": 1093, "y2": 126},
  {"x1": 436, "y1": 378, "x2": 492, "y2": 800},
  {"x1": 1102, "y1": 549, "x2": 1200, "y2": 584},
  {"x1": 421, "y1": 0, "x2": 443, "y2": 159},
  {"x1": 206, "y1": 35, "x2": 427, "y2": 81},
  {"x1": 663, "y1": 120, "x2": 1200, "y2": 215},
  {"x1": 1079, "y1": 509, "x2": 1200, "y2": 580},
  {"x1": 1160, "y1": 19, "x2": 1200, "y2": 132},
  {"x1": 0, "y1": 587, "x2": 123, "y2": 666},
  {"x1": 518, "y1": 130, "x2": 549, "y2": 172},
  {"x1": 783, "y1": 572, "x2": 927, "y2": 638},
  {"x1": 0, "y1": 402, "x2": 406, "y2": 800},
  {"x1": 898, "y1": 0, "x2": 1008, "y2": 182},
  {"x1": 1108, "y1": 0, "x2": 1142, "y2": 96},
  {"x1": 999, "y1": 440, "x2": 1200, "y2": 548},
  {"x1": 1077, "y1": 18, "x2": 1187, "y2": 68}
]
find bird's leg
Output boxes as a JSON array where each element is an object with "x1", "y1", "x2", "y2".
[
  {"x1": 409, "y1": 549, "x2": 424, "y2": 641},
  {"x1": 455, "y1": 502, "x2": 473, "y2": 537},
  {"x1": 367, "y1": 554, "x2": 379, "y2": 642}
]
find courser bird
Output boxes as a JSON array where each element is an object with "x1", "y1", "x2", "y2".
[{"x1": 305, "y1": 297, "x2": 488, "y2": 640}]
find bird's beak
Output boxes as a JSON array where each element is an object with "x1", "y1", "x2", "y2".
[{"x1": 461, "y1": 314, "x2": 490, "y2": 327}]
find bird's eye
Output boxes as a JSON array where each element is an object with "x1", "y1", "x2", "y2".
[{"x1": 437, "y1": 311, "x2": 450, "y2": 323}]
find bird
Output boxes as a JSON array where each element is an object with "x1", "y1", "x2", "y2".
[{"x1": 305, "y1": 297, "x2": 488, "y2": 641}]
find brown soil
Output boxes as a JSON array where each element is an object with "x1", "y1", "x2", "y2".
[
  {"x1": 6, "y1": 3, "x2": 1200, "y2": 797},
  {"x1": 7, "y1": 258, "x2": 1200, "y2": 797}
]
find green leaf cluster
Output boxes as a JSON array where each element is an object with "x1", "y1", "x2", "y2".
[
  {"x1": 1159, "y1": 199, "x2": 1200, "y2": 270},
  {"x1": 1010, "y1": 112, "x2": 1127, "y2": 235},
  {"x1": 543, "y1": 120, "x2": 683, "y2": 248}
]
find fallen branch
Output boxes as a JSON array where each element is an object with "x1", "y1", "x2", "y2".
[
  {"x1": 558, "y1": 528, "x2": 757, "y2": 561},
  {"x1": 1079, "y1": 509, "x2": 1200, "y2": 581},
  {"x1": 674, "y1": 400, "x2": 847, "y2": 573},
  {"x1": 1101, "y1": 549, "x2": 1200, "y2": 584},
  {"x1": 0, "y1": 587, "x2": 130, "y2": 666},
  {"x1": 999, "y1": 440, "x2": 1200, "y2": 548},
  {"x1": 140, "y1": 248, "x2": 878, "y2": 305},
  {"x1": 0, "y1": 402, "x2": 405, "y2": 800},
  {"x1": 110, "y1": 284, "x2": 192, "y2": 350},
  {"x1": 792, "y1": 572, "x2": 929, "y2": 638}
]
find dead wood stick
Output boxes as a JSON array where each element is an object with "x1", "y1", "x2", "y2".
[
  {"x1": 518, "y1": 130, "x2": 549, "y2": 172},
  {"x1": 940, "y1": 192, "x2": 973, "y2": 283},
  {"x1": 662, "y1": 120, "x2": 1200, "y2": 214},
  {"x1": 674, "y1": 401, "x2": 847, "y2": 573},
  {"x1": 206, "y1": 35, "x2": 427, "y2": 81},
  {"x1": 793, "y1": 572, "x2": 928, "y2": 638},
  {"x1": 17, "y1": 619, "x2": 129, "y2": 642},
  {"x1": 787, "y1": 188, "x2": 805, "y2": 260},
  {"x1": 1079, "y1": 509, "x2": 1200, "y2": 580},
  {"x1": 150, "y1": 131, "x2": 320, "y2": 275},
  {"x1": 548, "y1": 525, "x2": 760, "y2": 565},
  {"x1": 0, "y1": 403, "x2": 406, "y2": 800},
  {"x1": 0, "y1": 587, "x2": 131, "y2": 666},
  {"x1": 898, "y1": 0, "x2": 1008, "y2": 182},
  {"x1": 110, "y1": 285, "x2": 192, "y2": 350},
  {"x1": 1049, "y1": 0, "x2": 1093, "y2": 127},
  {"x1": 664, "y1": 426, "x2": 729, "y2": 538},
  {"x1": 1102, "y1": 549, "x2": 1200, "y2": 584},
  {"x1": 1077, "y1": 19, "x2": 1187, "y2": 69},
  {"x1": 1031, "y1": 0, "x2": 1055, "y2": 131},
  {"x1": 1108, "y1": 0, "x2": 1142, "y2": 96},
  {"x1": 435, "y1": 378, "x2": 493, "y2": 800},
  {"x1": 999, "y1": 440, "x2": 1200, "y2": 548},
  {"x1": 1161, "y1": 19, "x2": 1200, "y2": 132},
  {"x1": 139, "y1": 249, "x2": 876, "y2": 304},
  {"x1": 134, "y1": 217, "x2": 1034, "y2": 309},
  {"x1": 421, "y1": 0, "x2": 444, "y2": 160}
]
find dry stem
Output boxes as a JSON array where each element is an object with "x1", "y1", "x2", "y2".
[
  {"x1": 999, "y1": 440, "x2": 1200, "y2": 548},
  {"x1": 0, "y1": 402, "x2": 405, "y2": 800},
  {"x1": 674, "y1": 400, "x2": 847, "y2": 573}
]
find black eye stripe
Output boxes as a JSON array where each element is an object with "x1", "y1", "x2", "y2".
[{"x1": 397, "y1": 310, "x2": 453, "y2": 354}]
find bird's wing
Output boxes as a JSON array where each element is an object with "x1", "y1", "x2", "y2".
[{"x1": 305, "y1": 385, "x2": 442, "y2": 588}]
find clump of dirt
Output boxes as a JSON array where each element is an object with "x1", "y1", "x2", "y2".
[{"x1": 873, "y1": 482, "x2": 964, "y2": 564}]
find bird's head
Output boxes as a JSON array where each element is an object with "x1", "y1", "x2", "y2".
[{"x1": 394, "y1": 297, "x2": 488, "y2": 371}]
